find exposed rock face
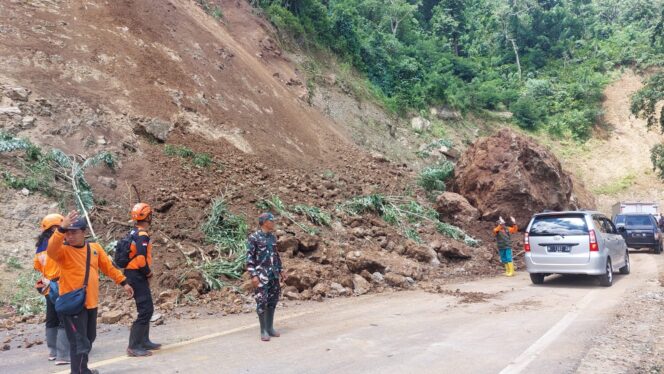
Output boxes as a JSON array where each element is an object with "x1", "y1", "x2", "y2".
[{"x1": 452, "y1": 129, "x2": 596, "y2": 224}]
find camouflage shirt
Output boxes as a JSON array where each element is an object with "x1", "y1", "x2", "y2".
[{"x1": 246, "y1": 230, "x2": 282, "y2": 284}]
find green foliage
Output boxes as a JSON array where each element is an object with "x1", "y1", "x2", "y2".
[
  {"x1": 198, "y1": 198, "x2": 250, "y2": 289},
  {"x1": 256, "y1": 195, "x2": 321, "y2": 235},
  {"x1": 0, "y1": 134, "x2": 113, "y2": 216},
  {"x1": 164, "y1": 144, "x2": 213, "y2": 168},
  {"x1": 192, "y1": 153, "x2": 213, "y2": 168},
  {"x1": 631, "y1": 72, "x2": 664, "y2": 131},
  {"x1": 293, "y1": 205, "x2": 332, "y2": 226},
  {"x1": 10, "y1": 272, "x2": 44, "y2": 316},
  {"x1": 417, "y1": 161, "x2": 455, "y2": 193},
  {"x1": 251, "y1": 0, "x2": 663, "y2": 140},
  {"x1": 6, "y1": 257, "x2": 23, "y2": 270},
  {"x1": 196, "y1": 0, "x2": 223, "y2": 20},
  {"x1": 651, "y1": 144, "x2": 664, "y2": 180},
  {"x1": 339, "y1": 194, "x2": 479, "y2": 246},
  {"x1": 593, "y1": 174, "x2": 637, "y2": 195},
  {"x1": 0, "y1": 132, "x2": 30, "y2": 153},
  {"x1": 436, "y1": 222, "x2": 479, "y2": 247},
  {"x1": 511, "y1": 96, "x2": 545, "y2": 130}
]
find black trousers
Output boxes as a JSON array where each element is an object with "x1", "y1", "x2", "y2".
[
  {"x1": 64, "y1": 308, "x2": 97, "y2": 374},
  {"x1": 125, "y1": 270, "x2": 154, "y2": 326},
  {"x1": 45, "y1": 295, "x2": 64, "y2": 328}
]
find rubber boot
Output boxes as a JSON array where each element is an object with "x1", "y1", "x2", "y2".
[
  {"x1": 504, "y1": 263, "x2": 510, "y2": 276},
  {"x1": 45, "y1": 327, "x2": 57, "y2": 360},
  {"x1": 258, "y1": 311, "x2": 270, "y2": 342},
  {"x1": 54, "y1": 327, "x2": 70, "y2": 365},
  {"x1": 127, "y1": 324, "x2": 152, "y2": 357},
  {"x1": 142, "y1": 324, "x2": 162, "y2": 351},
  {"x1": 266, "y1": 307, "x2": 280, "y2": 338},
  {"x1": 507, "y1": 262, "x2": 515, "y2": 277}
]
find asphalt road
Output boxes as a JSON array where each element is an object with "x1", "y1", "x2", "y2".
[{"x1": 2, "y1": 252, "x2": 661, "y2": 374}]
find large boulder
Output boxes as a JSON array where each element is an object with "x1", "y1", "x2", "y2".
[
  {"x1": 452, "y1": 129, "x2": 595, "y2": 225},
  {"x1": 435, "y1": 192, "x2": 480, "y2": 224}
]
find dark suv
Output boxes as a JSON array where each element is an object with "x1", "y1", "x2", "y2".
[{"x1": 614, "y1": 213, "x2": 663, "y2": 254}]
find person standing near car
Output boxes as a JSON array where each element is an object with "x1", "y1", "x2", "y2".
[
  {"x1": 493, "y1": 216, "x2": 518, "y2": 277},
  {"x1": 48, "y1": 211, "x2": 133, "y2": 374},
  {"x1": 34, "y1": 214, "x2": 70, "y2": 366}
]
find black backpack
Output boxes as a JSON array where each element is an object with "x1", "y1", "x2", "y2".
[{"x1": 113, "y1": 230, "x2": 136, "y2": 269}]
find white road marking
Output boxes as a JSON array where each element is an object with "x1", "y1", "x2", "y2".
[
  {"x1": 53, "y1": 310, "x2": 314, "y2": 374},
  {"x1": 499, "y1": 290, "x2": 598, "y2": 374}
]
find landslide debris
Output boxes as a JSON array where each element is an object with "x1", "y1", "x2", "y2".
[{"x1": 452, "y1": 129, "x2": 596, "y2": 225}]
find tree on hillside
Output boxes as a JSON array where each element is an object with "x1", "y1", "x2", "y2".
[
  {"x1": 632, "y1": 72, "x2": 664, "y2": 178},
  {"x1": 386, "y1": 0, "x2": 422, "y2": 36}
]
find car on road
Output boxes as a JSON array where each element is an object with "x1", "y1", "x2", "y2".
[
  {"x1": 613, "y1": 213, "x2": 663, "y2": 254},
  {"x1": 524, "y1": 211, "x2": 630, "y2": 287}
]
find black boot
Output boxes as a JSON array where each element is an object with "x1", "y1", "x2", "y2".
[
  {"x1": 127, "y1": 324, "x2": 152, "y2": 357},
  {"x1": 142, "y1": 324, "x2": 161, "y2": 350},
  {"x1": 266, "y1": 307, "x2": 280, "y2": 337},
  {"x1": 258, "y1": 311, "x2": 270, "y2": 342}
]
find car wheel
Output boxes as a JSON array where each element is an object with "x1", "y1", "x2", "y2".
[
  {"x1": 619, "y1": 250, "x2": 630, "y2": 274},
  {"x1": 598, "y1": 258, "x2": 613, "y2": 287},
  {"x1": 655, "y1": 241, "x2": 662, "y2": 255},
  {"x1": 530, "y1": 273, "x2": 545, "y2": 285}
]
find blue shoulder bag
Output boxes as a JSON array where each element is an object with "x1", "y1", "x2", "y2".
[{"x1": 55, "y1": 243, "x2": 91, "y2": 315}]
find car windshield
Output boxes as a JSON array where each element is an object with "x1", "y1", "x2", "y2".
[
  {"x1": 529, "y1": 215, "x2": 588, "y2": 236},
  {"x1": 614, "y1": 215, "x2": 625, "y2": 225},
  {"x1": 625, "y1": 215, "x2": 652, "y2": 227}
]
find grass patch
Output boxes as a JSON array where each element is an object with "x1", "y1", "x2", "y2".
[
  {"x1": 164, "y1": 144, "x2": 214, "y2": 168},
  {"x1": 6, "y1": 257, "x2": 23, "y2": 270},
  {"x1": 417, "y1": 161, "x2": 455, "y2": 193},
  {"x1": 10, "y1": 272, "x2": 44, "y2": 316},
  {"x1": 256, "y1": 195, "x2": 322, "y2": 235},
  {"x1": 195, "y1": 198, "x2": 249, "y2": 289},
  {"x1": 593, "y1": 173, "x2": 637, "y2": 195}
]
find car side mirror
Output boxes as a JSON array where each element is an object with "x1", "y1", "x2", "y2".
[{"x1": 618, "y1": 226, "x2": 626, "y2": 233}]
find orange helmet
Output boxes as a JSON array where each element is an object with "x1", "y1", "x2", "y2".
[
  {"x1": 41, "y1": 214, "x2": 64, "y2": 232},
  {"x1": 131, "y1": 203, "x2": 153, "y2": 221}
]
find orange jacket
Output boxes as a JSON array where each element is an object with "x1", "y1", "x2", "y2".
[
  {"x1": 125, "y1": 229, "x2": 153, "y2": 277},
  {"x1": 34, "y1": 252, "x2": 61, "y2": 281},
  {"x1": 47, "y1": 230, "x2": 126, "y2": 309},
  {"x1": 34, "y1": 252, "x2": 61, "y2": 296}
]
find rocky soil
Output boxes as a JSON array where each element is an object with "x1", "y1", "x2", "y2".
[{"x1": 452, "y1": 129, "x2": 596, "y2": 225}]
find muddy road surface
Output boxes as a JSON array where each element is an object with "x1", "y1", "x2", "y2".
[{"x1": 2, "y1": 252, "x2": 662, "y2": 374}]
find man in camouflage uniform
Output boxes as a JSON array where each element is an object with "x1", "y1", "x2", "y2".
[{"x1": 246, "y1": 213, "x2": 286, "y2": 342}]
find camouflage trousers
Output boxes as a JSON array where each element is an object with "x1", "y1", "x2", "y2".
[{"x1": 254, "y1": 277, "x2": 280, "y2": 314}]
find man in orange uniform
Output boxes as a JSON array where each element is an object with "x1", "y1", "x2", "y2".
[
  {"x1": 125, "y1": 203, "x2": 160, "y2": 357},
  {"x1": 34, "y1": 214, "x2": 70, "y2": 365},
  {"x1": 48, "y1": 211, "x2": 133, "y2": 374}
]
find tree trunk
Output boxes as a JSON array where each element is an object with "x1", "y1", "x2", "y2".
[{"x1": 509, "y1": 38, "x2": 522, "y2": 80}]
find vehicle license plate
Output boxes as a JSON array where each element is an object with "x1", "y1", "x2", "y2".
[{"x1": 547, "y1": 245, "x2": 571, "y2": 253}]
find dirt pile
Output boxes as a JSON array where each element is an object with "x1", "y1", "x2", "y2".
[
  {"x1": 0, "y1": 0, "x2": 513, "y2": 327},
  {"x1": 452, "y1": 129, "x2": 596, "y2": 225}
]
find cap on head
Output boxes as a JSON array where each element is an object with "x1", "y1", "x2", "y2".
[
  {"x1": 65, "y1": 217, "x2": 88, "y2": 231},
  {"x1": 41, "y1": 214, "x2": 64, "y2": 232},
  {"x1": 131, "y1": 203, "x2": 152, "y2": 221},
  {"x1": 258, "y1": 212, "x2": 274, "y2": 226}
]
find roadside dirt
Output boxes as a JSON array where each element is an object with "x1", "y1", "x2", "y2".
[{"x1": 576, "y1": 252, "x2": 664, "y2": 373}]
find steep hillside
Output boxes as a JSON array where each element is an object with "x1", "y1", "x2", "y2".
[
  {"x1": 0, "y1": 0, "x2": 487, "y2": 321},
  {"x1": 551, "y1": 71, "x2": 664, "y2": 214}
]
